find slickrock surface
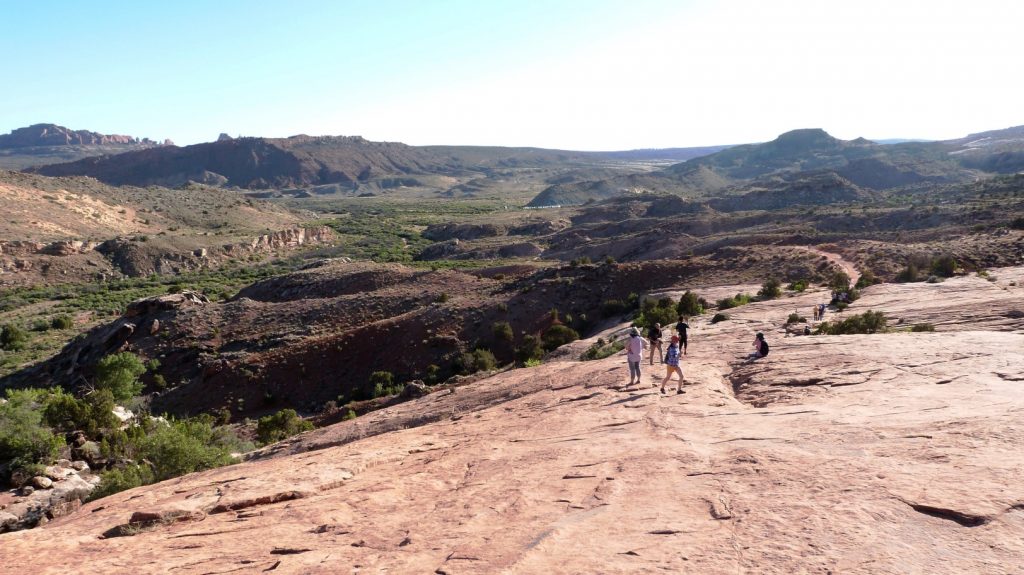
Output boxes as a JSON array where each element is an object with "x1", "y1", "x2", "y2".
[{"x1": 3, "y1": 269, "x2": 1023, "y2": 574}]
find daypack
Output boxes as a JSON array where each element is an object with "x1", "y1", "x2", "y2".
[{"x1": 760, "y1": 340, "x2": 770, "y2": 356}]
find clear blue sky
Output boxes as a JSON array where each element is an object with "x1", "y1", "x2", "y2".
[{"x1": 3, "y1": 0, "x2": 1022, "y2": 149}]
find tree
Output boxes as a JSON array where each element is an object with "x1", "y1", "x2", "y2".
[
  {"x1": 94, "y1": 353, "x2": 147, "y2": 401},
  {"x1": 930, "y1": 254, "x2": 957, "y2": 277},
  {"x1": 828, "y1": 271, "x2": 851, "y2": 293},
  {"x1": 677, "y1": 291, "x2": 704, "y2": 316},
  {"x1": 256, "y1": 409, "x2": 314, "y2": 445},
  {"x1": 0, "y1": 389, "x2": 64, "y2": 471},
  {"x1": 758, "y1": 278, "x2": 782, "y2": 300},
  {"x1": 492, "y1": 321, "x2": 513, "y2": 342},
  {"x1": 515, "y1": 335, "x2": 544, "y2": 365}
]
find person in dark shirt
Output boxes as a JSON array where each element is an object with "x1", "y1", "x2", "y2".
[
  {"x1": 675, "y1": 315, "x2": 690, "y2": 355},
  {"x1": 647, "y1": 322, "x2": 663, "y2": 365}
]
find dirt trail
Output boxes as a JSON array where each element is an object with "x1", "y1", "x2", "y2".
[
  {"x1": 4, "y1": 268, "x2": 1024, "y2": 574},
  {"x1": 793, "y1": 245, "x2": 861, "y2": 286}
]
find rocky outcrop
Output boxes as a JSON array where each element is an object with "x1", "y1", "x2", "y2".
[
  {"x1": 242, "y1": 226, "x2": 335, "y2": 252},
  {"x1": 0, "y1": 459, "x2": 98, "y2": 532},
  {"x1": 0, "y1": 123, "x2": 160, "y2": 148}
]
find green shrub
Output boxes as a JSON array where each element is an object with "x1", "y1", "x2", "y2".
[
  {"x1": 758, "y1": 278, "x2": 782, "y2": 300},
  {"x1": 786, "y1": 313, "x2": 806, "y2": 324},
  {"x1": 634, "y1": 298, "x2": 678, "y2": 330},
  {"x1": 601, "y1": 299, "x2": 628, "y2": 318},
  {"x1": 140, "y1": 418, "x2": 237, "y2": 480},
  {"x1": 710, "y1": 313, "x2": 729, "y2": 324},
  {"x1": 515, "y1": 335, "x2": 544, "y2": 364},
  {"x1": 95, "y1": 352, "x2": 147, "y2": 401},
  {"x1": 42, "y1": 388, "x2": 118, "y2": 435},
  {"x1": 910, "y1": 323, "x2": 936, "y2": 332},
  {"x1": 541, "y1": 324, "x2": 580, "y2": 352},
  {"x1": 815, "y1": 310, "x2": 887, "y2": 335},
  {"x1": 829, "y1": 271, "x2": 851, "y2": 293},
  {"x1": 343, "y1": 409, "x2": 357, "y2": 420},
  {"x1": 31, "y1": 319, "x2": 51, "y2": 332},
  {"x1": 895, "y1": 263, "x2": 919, "y2": 283},
  {"x1": 369, "y1": 371, "x2": 400, "y2": 397},
  {"x1": 51, "y1": 315, "x2": 74, "y2": 330},
  {"x1": 581, "y1": 337, "x2": 626, "y2": 361},
  {"x1": 425, "y1": 364, "x2": 441, "y2": 385},
  {"x1": 256, "y1": 408, "x2": 314, "y2": 445},
  {"x1": 90, "y1": 464, "x2": 155, "y2": 500},
  {"x1": 930, "y1": 255, "x2": 957, "y2": 277},
  {"x1": 492, "y1": 321, "x2": 513, "y2": 342},
  {"x1": 0, "y1": 389, "x2": 64, "y2": 472},
  {"x1": 523, "y1": 358, "x2": 542, "y2": 367},
  {"x1": 787, "y1": 280, "x2": 808, "y2": 292},
  {"x1": 457, "y1": 348, "x2": 498, "y2": 374},
  {"x1": 854, "y1": 269, "x2": 878, "y2": 289},
  {"x1": 717, "y1": 293, "x2": 752, "y2": 310},
  {"x1": 0, "y1": 324, "x2": 28, "y2": 352},
  {"x1": 677, "y1": 291, "x2": 705, "y2": 316}
]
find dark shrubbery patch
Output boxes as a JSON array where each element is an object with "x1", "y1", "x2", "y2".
[
  {"x1": 930, "y1": 254, "x2": 958, "y2": 278},
  {"x1": 601, "y1": 299, "x2": 628, "y2": 318},
  {"x1": 711, "y1": 313, "x2": 729, "y2": 324},
  {"x1": 492, "y1": 321, "x2": 513, "y2": 342},
  {"x1": 786, "y1": 313, "x2": 806, "y2": 324},
  {"x1": 541, "y1": 324, "x2": 579, "y2": 352},
  {"x1": 515, "y1": 335, "x2": 544, "y2": 365},
  {"x1": 457, "y1": 348, "x2": 498, "y2": 374},
  {"x1": 895, "y1": 263, "x2": 919, "y2": 283},
  {"x1": 910, "y1": 323, "x2": 936, "y2": 332}
]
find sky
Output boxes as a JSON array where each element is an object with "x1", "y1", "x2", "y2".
[{"x1": 2, "y1": 0, "x2": 1022, "y2": 150}]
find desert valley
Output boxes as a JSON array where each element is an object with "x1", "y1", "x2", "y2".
[{"x1": 0, "y1": 117, "x2": 1021, "y2": 573}]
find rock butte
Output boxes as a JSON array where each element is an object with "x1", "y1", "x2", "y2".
[{"x1": 2, "y1": 267, "x2": 1023, "y2": 574}]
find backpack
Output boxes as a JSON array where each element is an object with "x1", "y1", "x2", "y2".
[{"x1": 760, "y1": 340, "x2": 770, "y2": 356}]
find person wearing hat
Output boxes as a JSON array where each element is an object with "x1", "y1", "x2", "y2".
[
  {"x1": 623, "y1": 326, "x2": 649, "y2": 387},
  {"x1": 660, "y1": 335, "x2": 684, "y2": 394}
]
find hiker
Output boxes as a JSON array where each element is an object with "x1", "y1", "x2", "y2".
[
  {"x1": 648, "y1": 322, "x2": 663, "y2": 365},
  {"x1": 675, "y1": 315, "x2": 690, "y2": 355},
  {"x1": 660, "y1": 335, "x2": 684, "y2": 394},
  {"x1": 747, "y1": 332, "x2": 769, "y2": 361},
  {"x1": 623, "y1": 327, "x2": 649, "y2": 386},
  {"x1": 812, "y1": 305, "x2": 819, "y2": 321},
  {"x1": 819, "y1": 303, "x2": 826, "y2": 320},
  {"x1": 803, "y1": 325, "x2": 811, "y2": 336}
]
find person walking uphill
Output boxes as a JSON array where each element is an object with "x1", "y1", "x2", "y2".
[
  {"x1": 648, "y1": 322, "x2": 663, "y2": 366},
  {"x1": 660, "y1": 335, "x2": 684, "y2": 394},
  {"x1": 623, "y1": 327, "x2": 649, "y2": 387}
]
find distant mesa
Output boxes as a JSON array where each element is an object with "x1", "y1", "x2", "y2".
[{"x1": 0, "y1": 123, "x2": 164, "y2": 148}]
